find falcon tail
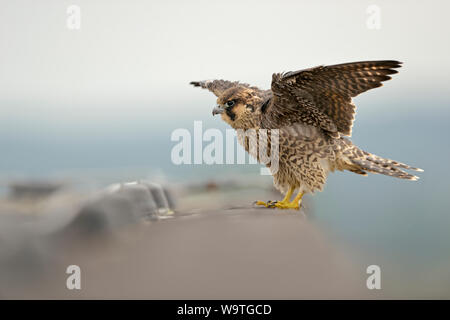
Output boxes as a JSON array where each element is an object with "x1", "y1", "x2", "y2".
[{"x1": 344, "y1": 146, "x2": 423, "y2": 181}]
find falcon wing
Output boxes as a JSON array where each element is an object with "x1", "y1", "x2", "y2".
[
  {"x1": 262, "y1": 60, "x2": 402, "y2": 136},
  {"x1": 190, "y1": 79, "x2": 257, "y2": 97}
]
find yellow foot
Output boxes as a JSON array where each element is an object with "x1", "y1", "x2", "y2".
[{"x1": 254, "y1": 200, "x2": 301, "y2": 210}]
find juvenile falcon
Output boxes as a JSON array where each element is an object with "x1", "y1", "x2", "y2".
[{"x1": 190, "y1": 60, "x2": 422, "y2": 210}]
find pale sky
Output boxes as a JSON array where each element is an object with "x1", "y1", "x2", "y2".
[{"x1": 0, "y1": 0, "x2": 449, "y2": 112}]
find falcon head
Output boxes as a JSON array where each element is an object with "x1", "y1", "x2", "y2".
[{"x1": 213, "y1": 86, "x2": 261, "y2": 128}]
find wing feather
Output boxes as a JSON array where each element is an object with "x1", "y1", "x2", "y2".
[
  {"x1": 190, "y1": 79, "x2": 258, "y2": 97},
  {"x1": 263, "y1": 60, "x2": 402, "y2": 136}
]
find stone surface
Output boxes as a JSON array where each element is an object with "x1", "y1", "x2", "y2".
[
  {"x1": 60, "y1": 181, "x2": 173, "y2": 237},
  {"x1": 139, "y1": 181, "x2": 173, "y2": 214},
  {"x1": 9, "y1": 181, "x2": 62, "y2": 199},
  {"x1": 0, "y1": 180, "x2": 385, "y2": 299},
  {"x1": 1, "y1": 206, "x2": 370, "y2": 299}
]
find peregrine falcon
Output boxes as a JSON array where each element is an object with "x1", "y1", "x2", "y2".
[{"x1": 190, "y1": 60, "x2": 422, "y2": 210}]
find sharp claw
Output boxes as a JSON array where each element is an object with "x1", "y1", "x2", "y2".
[
  {"x1": 255, "y1": 199, "x2": 302, "y2": 210},
  {"x1": 254, "y1": 201, "x2": 269, "y2": 208}
]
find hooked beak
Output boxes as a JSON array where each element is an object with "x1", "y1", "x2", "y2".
[{"x1": 212, "y1": 105, "x2": 224, "y2": 116}]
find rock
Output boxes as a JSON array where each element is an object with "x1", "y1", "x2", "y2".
[
  {"x1": 115, "y1": 182, "x2": 159, "y2": 219},
  {"x1": 62, "y1": 181, "x2": 173, "y2": 237},
  {"x1": 163, "y1": 188, "x2": 176, "y2": 210},
  {"x1": 67, "y1": 192, "x2": 138, "y2": 236},
  {"x1": 9, "y1": 181, "x2": 62, "y2": 199},
  {"x1": 139, "y1": 181, "x2": 174, "y2": 214}
]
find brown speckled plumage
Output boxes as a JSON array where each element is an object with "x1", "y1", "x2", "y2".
[{"x1": 190, "y1": 60, "x2": 422, "y2": 201}]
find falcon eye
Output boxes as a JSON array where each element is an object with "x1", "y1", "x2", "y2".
[{"x1": 226, "y1": 100, "x2": 235, "y2": 108}]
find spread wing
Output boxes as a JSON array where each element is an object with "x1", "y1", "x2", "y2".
[
  {"x1": 261, "y1": 60, "x2": 402, "y2": 136},
  {"x1": 190, "y1": 79, "x2": 258, "y2": 97}
]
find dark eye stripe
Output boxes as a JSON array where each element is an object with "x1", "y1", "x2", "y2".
[{"x1": 226, "y1": 107, "x2": 236, "y2": 121}]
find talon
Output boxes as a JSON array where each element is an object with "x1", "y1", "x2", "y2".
[
  {"x1": 255, "y1": 200, "x2": 276, "y2": 208},
  {"x1": 254, "y1": 200, "x2": 270, "y2": 208},
  {"x1": 267, "y1": 200, "x2": 277, "y2": 206},
  {"x1": 254, "y1": 199, "x2": 301, "y2": 210}
]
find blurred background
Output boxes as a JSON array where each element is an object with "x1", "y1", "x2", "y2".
[{"x1": 0, "y1": 0, "x2": 449, "y2": 298}]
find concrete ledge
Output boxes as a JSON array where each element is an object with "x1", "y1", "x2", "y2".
[{"x1": 3, "y1": 207, "x2": 369, "y2": 299}]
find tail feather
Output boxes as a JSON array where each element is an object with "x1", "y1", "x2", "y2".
[
  {"x1": 344, "y1": 145, "x2": 423, "y2": 181},
  {"x1": 351, "y1": 158, "x2": 420, "y2": 181},
  {"x1": 363, "y1": 152, "x2": 423, "y2": 172}
]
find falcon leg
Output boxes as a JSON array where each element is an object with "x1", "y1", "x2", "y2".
[
  {"x1": 274, "y1": 191, "x2": 304, "y2": 210},
  {"x1": 255, "y1": 187, "x2": 296, "y2": 209}
]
